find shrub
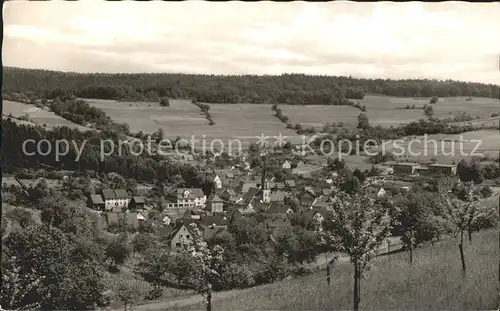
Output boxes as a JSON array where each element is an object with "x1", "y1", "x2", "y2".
[
  {"x1": 215, "y1": 263, "x2": 255, "y2": 290},
  {"x1": 159, "y1": 97, "x2": 170, "y2": 107},
  {"x1": 429, "y1": 96, "x2": 439, "y2": 104}
]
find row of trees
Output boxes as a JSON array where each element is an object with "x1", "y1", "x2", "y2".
[{"x1": 5, "y1": 67, "x2": 498, "y2": 104}]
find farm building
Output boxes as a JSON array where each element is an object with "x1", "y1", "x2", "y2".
[
  {"x1": 206, "y1": 194, "x2": 224, "y2": 214},
  {"x1": 427, "y1": 164, "x2": 457, "y2": 176},
  {"x1": 391, "y1": 163, "x2": 422, "y2": 175}
]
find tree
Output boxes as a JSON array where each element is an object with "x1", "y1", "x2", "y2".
[
  {"x1": 2, "y1": 225, "x2": 105, "y2": 310},
  {"x1": 430, "y1": 96, "x2": 439, "y2": 104},
  {"x1": 105, "y1": 233, "x2": 131, "y2": 270},
  {"x1": 393, "y1": 192, "x2": 440, "y2": 264},
  {"x1": 357, "y1": 113, "x2": 370, "y2": 130},
  {"x1": 159, "y1": 97, "x2": 170, "y2": 107},
  {"x1": 436, "y1": 181, "x2": 491, "y2": 276},
  {"x1": 116, "y1": 280, "x2": 140, "y2": 311},
  {"x1": 182, "y1": 223, "x2": 224, "y2": 311},
  {"x1": 424, "y1": 105, "x2": 434, "y2": 118},
  {"x1": 324, "y1": 191, "x2": 392, "y2": 311}
]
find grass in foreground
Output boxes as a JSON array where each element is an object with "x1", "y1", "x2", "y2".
[{"x1": 173, "y1": 229, "x2": 499, "y2": 311}]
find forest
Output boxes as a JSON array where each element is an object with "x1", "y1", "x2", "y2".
[{"x1": 3, "y1": 67, "x2": 499, "y2": 104}]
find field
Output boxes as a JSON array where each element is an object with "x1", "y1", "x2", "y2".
[
  {"x1": 86, "y1": 99, "x2": 298, "y2": 148},
  {"x1": 2, "y1": 100, "x2": 92, "y2": 131},
  {"x1": 379, "y1": 129, "x2": 500, "y2": 164},
  {"x1": 279, "y1": 105, "x2": 360, "y2": 129},
  {"x1": 359, "y1": 95, "x2": 500, "y2": 124},
  {"x1": 168, "y1": 229, "x2": 499, "y2": 311}
]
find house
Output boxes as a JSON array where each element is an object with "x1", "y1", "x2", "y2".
[
  {"x1": 167, "y1": 224, "x2": 197, "y2": 252},
  {"x1": 101, "y1": 189, "x2": 131, "y2": 212},
  {"x1": 164, "y1": 188, "x2": 207, "y2": 209},
  {"x1": 427, "y1": 164, "x2": 457, "y2": 176},
  {"x1": 240, "y1": 182, "x2": 258, "y2": 194},
  {"x1": 391, "y1": 163, "x2": 421, "y2": 175},
  {"x1": 128, "y1": 196, "x2": 145, "y2": 211},
  {"x1": 202, "y1": 215, "x2": 228, "y2": 228},
  {"x1": 206, "y1": 194, "x2": 224, "y2": 214},
  {"x1": 377, "y1": 187, "x2": 386, "y2": 198},
  {"x1": 282, "y1": 160, "x2": 292, "y2": 169},
  {"x1": 284, "y1": 179, "x2": 296, "y2": 188},
  {"x1": 270, "y1": 191, "x2": 289, "y2": 203},
  {"x1": 213, "y1": 175, "x2": 222, "y2": 189},
  {"x1": 88, "y1": 194, "x2": 105, "y2": 210}
]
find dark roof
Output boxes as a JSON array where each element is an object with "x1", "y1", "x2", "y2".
[
  {"x1": 202, "y1": 226, "x2": 227, "y2": 240},
  {"x1": 242, "y1": 187, "x2": 260, "y2": 204},
  {"x1": 132, "y1": 196, "x2": 145, "y2": 204},
  {"x1": 101, "y1": 189, "x2": 116, "y2": 200},
  {"x1": 266, "y1": 202, "x2": 288, "y2": 214},
  {"x1": 89, "y1": 194, "x2": 104, "y2": 205},
  {"x1": 207, "y1": 194, "x2": 223, "y2": 202},
  {"x1": 223, "y1": 188, "x2": 237, "y2": 196},
  {"x1": 114, "y1": 189, "x2": 129, "y2": 199},
  {"x1": 202, "y1": 215, "x2": 228, "y2": 227}
]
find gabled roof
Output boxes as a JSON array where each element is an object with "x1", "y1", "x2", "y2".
[
  {"x1": 202, "y1": 215, "x2": 228, "y2": 227},
  {"x1": 202, "y1": 226, "x2": 227, "y2": 240},
  {"x1": 222, "y1": 188, "x2": 237, "y2": 196},
  {"x1": 177, "y1": 188, "x2": 205, "y2": 200},
  {"x1": 102, "y1": 189, "x2": 116, "y2": 200},
  {"x1": 131, "y1": 196, "x2": 145, "y2": 204},
  {"x1": 241, "y1": 182, "x2": 258, "y2": 193},
  {"x1": 266, "y1": 202, "x2": 288, "y2": 214},
  {"x1": 207, "y1": 194, "x2": 223, "y2": 202},
  {"x1": 90, "y1": 194, "x2": 104, "y2": 205},
  {"x1": 114, "y1": 189, "x2": 129, "y2": 199},
  {"x1": 270, "y1": 191, "x2": 288, "y2": 202}
]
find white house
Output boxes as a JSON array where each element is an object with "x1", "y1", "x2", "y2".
[
  {"x1": 101, "y1": 189, "x2": 130, "y2": 211},
  {"x1": 213, "y1": 175, "x2": 222, "y2": 189},
  {"x1": 168, "y1": 224, "x2": 196, "y2": 252},
  {"x1": 164, "y1": 188, "x2": 207, "y2": 209},
  {"x1": 282, "y1": 160, "x2": 292, "y2": 169}
]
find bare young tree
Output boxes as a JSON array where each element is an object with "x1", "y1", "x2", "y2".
[
  {"x1": 324, "y1": 190, "x2": 392, "y2": 311},
  {"x1": 437, "y1": 181, "x2": 488, "y2": 276}
]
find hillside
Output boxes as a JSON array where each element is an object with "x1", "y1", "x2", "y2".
[
  {"x1": 3, "y1": 67, "x2": 499, "y2": 104},
  {"x1": 164, "y1": 229, "x2": 499, "y2": 311}
]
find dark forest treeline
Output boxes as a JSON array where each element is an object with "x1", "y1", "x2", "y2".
[
  {"x1": 1, "y1": 118, "x2": 209, "y2": 187},
  {"x1": 4, "y1": 67, "x2": 499, "y2": 105}
]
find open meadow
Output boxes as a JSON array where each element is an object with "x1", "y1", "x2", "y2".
[
  {"x1": 86, "y1": 98, "x2": 298, "y2": 147},
  {"x1": 2, "y1": 100, "x2": 92, "y2": 131},
  {"x1": 379, "y1": 129, "x2": 500, "y2": 164},
  {"x1": 359, "y1": 95, "x2": 500, "y2": 126},
  {"x1": 169, "y1": 229, "x2": 499, "y2": 311}
]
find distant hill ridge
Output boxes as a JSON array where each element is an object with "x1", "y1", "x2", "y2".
[{"x1": 3, "y1": 66, "x2": 499, "y2": 104}]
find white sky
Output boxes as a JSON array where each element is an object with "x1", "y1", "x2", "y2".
[{"x1": 3, "y1": 1, "x2": 500, "y2": 84}]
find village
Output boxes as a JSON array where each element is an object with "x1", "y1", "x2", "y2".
[{"x1": 83, "y1": 148, "x2": 463, "y2": 254}]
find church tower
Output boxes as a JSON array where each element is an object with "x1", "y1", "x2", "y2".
[{"x1": 262, "y1": 178, "x2": 271, "y2": 203}]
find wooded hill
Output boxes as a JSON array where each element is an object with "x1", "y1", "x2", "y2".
[{"x1": 3, "y1": 66, "x2": 499, "y2": 104}]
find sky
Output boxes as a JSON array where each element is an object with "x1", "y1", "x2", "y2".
[{"x1": 3, "y1": 1, "x2": 500, "y2": 84}]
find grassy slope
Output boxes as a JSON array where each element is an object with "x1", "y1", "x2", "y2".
[{"x1": 171, "y1": 229, "x2": 499, "y2": 311}]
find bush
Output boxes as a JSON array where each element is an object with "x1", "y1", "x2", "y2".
[
  {"x1": 215, "y1": 263, "x2": 255, "y2": 290},
  {"x1": 490, "y1": 112, "x2": 499, "y2": 118},
  {"x1": 429, "y1": 96, "x2": 439, "y2": 104},
  {"x1": 159, "y1": 97, "x2": 170, "y2": 106}
]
